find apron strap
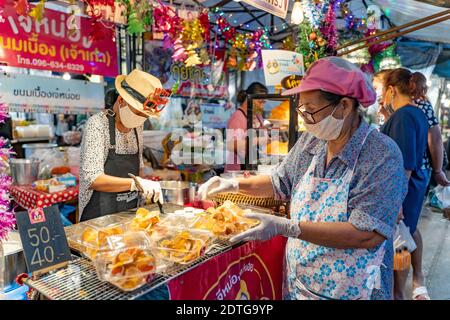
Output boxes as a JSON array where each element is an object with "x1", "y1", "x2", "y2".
[{"x1": 107, "y1": 112, "x2": 116, "y2": 149}]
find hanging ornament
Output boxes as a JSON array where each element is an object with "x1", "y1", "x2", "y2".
[
  {"x1": 282, "y1": 36, "x2": 295, "y2": 51},
  {"x1": 172, "y1": 36, "x2": 188, "y2": 62},
  {"x1": 198, "y1": 9, "x2": 210, "y2": 42},
  {"x1": 227, "y1": 49, "x2": 238, "y2": 69},
  {"x1": 199, "y1": 48, "x2": 210, "y2": 65},
  {"x1": 319, "y1": 0, "x2": 338, "y2": 53},
  {"x1": 13, "y1": 0, "x2": 29, "y2": 16},
  {"x1": 185, "y1": 50, "x2": 201, "y2": 67},
  {"x1": 29, "y1": 0, "x2": 46, "y2": 23},
  {"x1": 153, "y1": 1, "x2": 182, "y2": 39},
  {"x1": 127, "y1": 9, "x2": 145, "y2": 34}
]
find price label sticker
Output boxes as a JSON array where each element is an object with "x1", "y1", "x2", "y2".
[{"x1": 16, "y1": 205, "x2": 72, "y2": 275}]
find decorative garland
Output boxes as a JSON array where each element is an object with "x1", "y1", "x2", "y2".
[
  {"x1": 320, "y1": 0, "x2": 338, "y2": 53},
  {"x1": 297, "y1": 20, "x2": 327, "y2": 70},
  {"x1": 0, "y1": 101, "x2": 15, "y2": 242}
]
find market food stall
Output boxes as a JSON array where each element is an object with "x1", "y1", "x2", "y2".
[{"x1": 21, "y1": 203, "x2": 286, "y2": 300}]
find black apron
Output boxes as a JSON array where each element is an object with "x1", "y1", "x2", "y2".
[{"x1": 81, "y1": 113, "x2": 140, "y2": 221}]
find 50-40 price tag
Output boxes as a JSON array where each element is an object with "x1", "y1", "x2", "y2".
[{"x1": 16, "y1": 206, "x2": 72, "y2": 275}]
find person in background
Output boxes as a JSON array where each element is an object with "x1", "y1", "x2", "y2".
[
  {"x1": 226, "y1": 82, "x2": 268, "y2": 171},
  {"x1": 379, "y1": 68, "x2": 430, "y2": 300},
  {"x1": 79, "y1": 69, "x2": 167, "y2": 221},
  {"x1": 55, "y1": 114, "x2": 69, "y2": 145},
  {"x1": 410, "y1": 73, "x2": 450, "y2": 187}
]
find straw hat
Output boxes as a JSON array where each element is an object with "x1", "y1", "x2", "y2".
[{"x1": 115, "y1": 69, "x2": 169, "y2": 116}]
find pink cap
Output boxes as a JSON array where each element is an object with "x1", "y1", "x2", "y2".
[{"x1": 282, "y1": 57, "x2": 376, "y2": 107}]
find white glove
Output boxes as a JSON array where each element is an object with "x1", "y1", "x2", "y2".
[
  {"x1": 197, "y1": 176, "x2": 239, "y2": 200},
  {"x1": 130, "y1": 176, "x2": 164, "y2": 204},
  {"x1": 230, "y1": 212, "x2": 301, "y2": 243}
]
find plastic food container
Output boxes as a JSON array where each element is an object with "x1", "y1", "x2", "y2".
[
  {"x1": 158, "y1": 211, "x2": 202, "y2": 229},
  {"x1": 129, "y1": 208, "x2": 161, "y2": 232},
  {"x1": 65, "y1": 215, "x2": 132, "y2": 260},
  {"x1": 93, "y1": 232, "x2": 157, "y2": 291},
  {"x1": 190, "y1": 201, "x2": 259, "y2": 240},
  {"x1": 150, "y1": 226, "x2": 213, "y2": 265}
]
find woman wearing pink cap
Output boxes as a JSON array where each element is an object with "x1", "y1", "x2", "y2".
[{"x1": 199, "y1": 57, "x2": 407, "y2": 300}]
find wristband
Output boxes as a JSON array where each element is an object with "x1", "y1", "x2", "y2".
[{"x1": 432, "y1": 170, "x2": 442, "y2": 175}]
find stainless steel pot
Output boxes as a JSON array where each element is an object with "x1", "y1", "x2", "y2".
[
  {"x1": 1, "y1": 232, "x2": 27, "y2": 291},
  {"x1": 22, "y1": 143, "x2": 58, "y2": 159},
  {"x1": 160, "y1": 181, "x2": 197, "y2": 205},
  {"x1": 9, "y1": 158, "x2": 40, "y2": 185}
]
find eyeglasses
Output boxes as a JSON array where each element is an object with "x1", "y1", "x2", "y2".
[
  {"x1": 143, "y1": 88, "x2": 172, "y2": 115},
  {"x1": 296, "y1": 102, "x2": 336, "y2": 124}
]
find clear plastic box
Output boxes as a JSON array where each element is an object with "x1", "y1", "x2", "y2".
[
  {"x1": 129, "y1": 208, "x2": 161, "y2": 232},
  {"x1": 149, "y1": 225, "x2": 213, "y2": 265},
  {"x1": 93, "y1": 232, "x2": 157, "y2": 292},
  {"x1": 65, "y1": 215, "x2": 133, "y2": 260}
]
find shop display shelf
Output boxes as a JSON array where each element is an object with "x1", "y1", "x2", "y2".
[{"x1": 23, "y1": 238, "x2": 235, "y2": 300}]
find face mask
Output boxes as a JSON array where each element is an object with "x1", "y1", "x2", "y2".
[
  {"x1": 119, "y1": 104, "x2": 147, "y2": 128},
  {"x1": 303, "y1": 106, "x2": 345, "y2": 141}
]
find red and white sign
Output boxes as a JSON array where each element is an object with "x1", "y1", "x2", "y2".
[
  {"x1": 242, "y1": 0, "x2": 289, "y2": 19},
  {"x1": 0, "y1": 0, "x2": 118, "y2": 77},
  {"x1": 168, "y1": 236, "x2": 287, "y2": 300}
]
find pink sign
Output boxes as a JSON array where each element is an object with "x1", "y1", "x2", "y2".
[{"x1": 0, "y1": 0, "x2": 118, "y2": 77}]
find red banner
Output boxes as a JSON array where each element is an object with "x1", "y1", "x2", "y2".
[
  {"x1": 0, "y1": 0, "x2": 118, "y2": 77},
  {"x1": 168, "y1": 236, "x2": 287, "y2": 300}
]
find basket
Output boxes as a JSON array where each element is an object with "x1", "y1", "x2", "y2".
[{"x1": 210, "y1": 192, "x2": 284, "y2": 209}]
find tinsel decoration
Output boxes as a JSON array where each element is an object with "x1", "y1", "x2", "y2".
[
  {"x1": 153, "y1": 1, "x2": 182, "y2": 40},
  {"x1": 297, "y1": 20, "x2": 327, "y2": 69},
  {"x1": 127, "y1": 8, "x2": 145, "y2": 34},
  {"x1": 320, "y1": 0, "x2": 338, "y2": 53},
  {"x1": 198, "y1": 9, "x2": 210, "y2": 42},
  {"x1": 172, "y1": 36, "x2": 188, "y2": 62},
  {"x1": 0, "y1": 102, "x2": 15, "y2": 242},
  {"x1": 374, "y1": 44, "x2": 401, "y2": 72},
  {"x1": 13, "y1": 0, "x2": 29, "y2": 16},
  {"x1": 29, "y1": 0, "x2": 45, "y2": 22},
  {"x1": 301, "y1": 0, "x2": 327, "y2": 29},
  {"x1": 182, "y1": 18, "x2": 204, "y2": 48},
  {"x1": 88, "y1": 8, "x2": 115, "y2": 42}
]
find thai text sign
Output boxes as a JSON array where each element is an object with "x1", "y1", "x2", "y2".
[
  {"x1": 168, "y1": 236, "x2": 286, "y2": 300},
  {"x1": 0, "y1": 73, "x2": 105, "y2": 113},
  {"x1": 242, "y1": 0, "x2": 289, "y2": 19},
  {"x1": 0, "y1": 1, "x2": 118, "y2": 77}
]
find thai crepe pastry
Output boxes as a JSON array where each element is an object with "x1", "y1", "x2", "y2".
[
  {"x1": 80, "y1": 225, "x2": 124, "y2": 259},
  {"x1": 192, "y1": 201, "x2": 259, "y2": 238},
  {"x1": 130, "y1": 208, "x2": 160, "y2": 231}
]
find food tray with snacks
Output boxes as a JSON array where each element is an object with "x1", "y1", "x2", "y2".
[{"x1": 25, "y1": 203, "x2": 271, "y2": 299}]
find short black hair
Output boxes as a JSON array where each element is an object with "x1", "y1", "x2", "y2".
[
  {"x1": 237, "y1": 82, "x2": 268, "y2": 104},
  {"x1": 105, "y1": 88, "x2": 119, "y2": 110}
]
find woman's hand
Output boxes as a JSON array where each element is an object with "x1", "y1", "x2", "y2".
[
  {"x1": 433, "y1": 171, "x2": 450, "y2": 187},
  {"x1": 230, "y1": 212, "x2": 301, "y2": 243},
  {"x1": 131, "y1": 176, "x2": 163, "y2": 203},
  {"x1": 197, "y1": 177, "x2": 239, "y2": 200}
]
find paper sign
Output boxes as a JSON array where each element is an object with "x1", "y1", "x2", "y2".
[
  {"x1": 0, "y1": 73, "x2": 105, "y2": 114},
  {"x1": 242, "y1": 0, "x2": 289, "y2": 19},
  {"x1": 261, "y1": 50, "x2": 304, "y2": 86}
]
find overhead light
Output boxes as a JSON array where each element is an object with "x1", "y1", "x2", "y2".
[
  {"x1": 63, "y1": 72, "x2": 71, "y2": 80},
  {"x1": 447, "y1": 83, "x2": 450, "y2": 89},
  {"x1": 427, "y1": 80, "x2": 432, "y2": 87},
  {"x1": 291, "y1": 0, "x2": 304, "y2": 25}
]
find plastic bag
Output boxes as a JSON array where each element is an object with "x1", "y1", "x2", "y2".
[
  {"x1": 393, "y1": 221, "x2": 417, "y2": 252},
  {"x1": 433, "y1": 185, "x2": 450, "y2": 209},
  {"x1": 36, "y1": 149, "x2": 65, "y2": 179}
]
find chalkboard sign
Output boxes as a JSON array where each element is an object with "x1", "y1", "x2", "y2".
[{"x1": 16, "y1": 206, "x2": 72, "y2": 275}]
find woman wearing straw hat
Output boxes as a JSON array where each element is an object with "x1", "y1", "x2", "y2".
[
  {"x1": 79, "y1": 69, "x2": 170, "y2": 221},
  {"x1": 199, "y1": 57, "x2": 408, "y2": 300}
]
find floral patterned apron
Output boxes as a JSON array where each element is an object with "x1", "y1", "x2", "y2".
[{"x1": 284, "y1": 128, "x2": 386, "y2": 300}]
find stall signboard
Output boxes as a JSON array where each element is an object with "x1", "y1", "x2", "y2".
[
  {"x1": 0, "y1": 72, "x2": 105, "y2": 114},
  {"x1": 15, "y1": 206, "x2": 72, "y2": 275},
  {"x1": 242, "y1": 0, "x2": 289, "y2": 19},
  {"x1": 261, "y1": 50, "x2": 304, "y2": 86},
  {"x1": 168, "y1": 236, "x2": 286, "y2": 300},
  {"x1": 199, "y1": 103, "x2": 234, "y2": 129},
  {"x1": 0, "y1": 0, "x2": 118, "y2": 77}
]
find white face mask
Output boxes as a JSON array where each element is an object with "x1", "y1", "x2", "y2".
[
  {"x1": 119, "y1": 104, "x2": 147, "y2": 128},
  {"x1": 303, "y1": 106, "x2": 345, "y2": 141}
]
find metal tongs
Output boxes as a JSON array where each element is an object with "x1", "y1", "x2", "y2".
[{"x1": 128, "y1": 173, "x2": 164, "y2": 214}]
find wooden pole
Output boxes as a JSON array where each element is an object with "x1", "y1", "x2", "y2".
[{"x1": 337, "y1": 14, "x2": 450, "y2": 57}]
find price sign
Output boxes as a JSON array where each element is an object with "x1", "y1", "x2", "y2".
[{"x1": 16, "y1": 206, "x2": 72, "y2": 275}]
